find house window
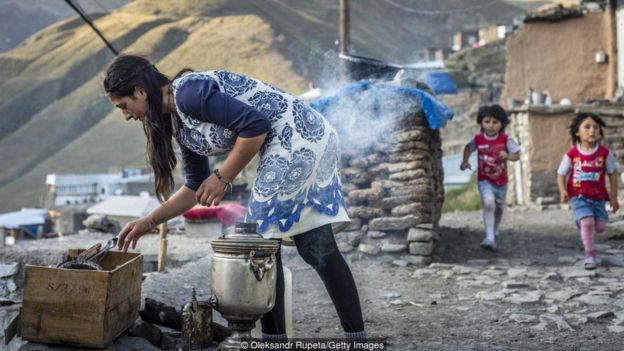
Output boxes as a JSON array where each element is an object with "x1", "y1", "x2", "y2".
[
  {"x1": 66, "y1": 200, "x2": 71, "y2": 205},
  {"x1": 101, "y1": 188, "x2": 105, "y2": 195}
]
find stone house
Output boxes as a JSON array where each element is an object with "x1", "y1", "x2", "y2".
[
  {"x1": 45, "y1": 169, "x2": 153, "y2": 208},
  {"x1": 452, "y1": 30, "x2": 479, "y2": 51},
  {"x1": 86, "y1": 193, "x2": 159, "y2": 226},
  {"x1": 502, "y1": 8, "x2": 616, "y2": 105},
  {"x1": 478, "y1": 23, "x2": 505, "y2": 46},
  {"x1": 0, "y1": 208, "x2": 49, "y2": 243},
  {"x1": 502, "y1": 4, "x2": 624, "y2": 206}
]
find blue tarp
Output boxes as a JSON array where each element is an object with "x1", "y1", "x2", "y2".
[
  {"x1": 310, "y1": 81, "x2": 454, "y2": 130},
  {"x1": 418, "y1": 70, "x2": 458, "y2": 95}
]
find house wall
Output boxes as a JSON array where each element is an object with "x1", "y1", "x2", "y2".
[
  {"x1": 56, "y1": 211, "x2": 88, "y2": 234},
  {"x1": 502, "y1": 12, "x2": 617, "y2": 105},
  {"x1": 507, "y1": 108, "x2": 575, "y2": 204},
  {"x1": 453, "y1": 31, "x2": 478, "y2": 51},
  {"x1": 616, "y1": 4, "x2": 624, "y2": 92},
  {"x1": 479, "y1": 24, "x2": 499, "y2": 45},
  {"x1": 434, "y1": 49, "x2": 451, "y2": 61}
]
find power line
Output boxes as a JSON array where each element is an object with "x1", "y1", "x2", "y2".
[
  {"x1": 89, "y1": 0, "x2": 187, "y2": 69},
  {"x1": 91, "y1": 0, "x2": 133, "y2": 33},
  {"x1": 64, "y1": 0, "x2": 118, "y2": 55},
  {"x1": 384, "y1": 0, "x2": 501, "y2": 15}
]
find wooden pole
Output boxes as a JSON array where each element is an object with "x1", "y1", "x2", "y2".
[
  {"x1": 339, "y1": 0, "x2": 350, "y2": 81},
  {"x1": 158, "y1": 223, "x2": 168, "y2": 272}
]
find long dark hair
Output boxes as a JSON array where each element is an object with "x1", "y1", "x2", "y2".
[
  {"x1": 569, "y1": 112, "x2": 606, "y2": 145},
  {"x1": 476, "y1": 104, "x2": 509, "y2": 132},
  {"x1": 103, "y1": 54, "x2": 177, "y2": 203}
]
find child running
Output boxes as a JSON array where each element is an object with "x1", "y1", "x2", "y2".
[
  {"x1": 460, "y1": 104, "x2": 521, "y2": 250},
  {"x1": 557, "y1": 113, "x2": 620, "y2": 270}
]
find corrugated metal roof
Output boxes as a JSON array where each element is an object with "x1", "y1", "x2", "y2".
[
  {"x1": 46, "y1": 173, "x2": 122, "y2": 186},
  {"x1": 119, "y1": 174, "x2": 153, "y2": 183},
  {"x1": 0, "y1": 208, "x2": 47, "y2": 228},
  {"x1": 86, "y1": 195, "x2": 159, "y2": 218}
]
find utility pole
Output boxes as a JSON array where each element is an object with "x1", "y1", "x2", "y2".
[
  {"x1": 340, "y1": 0, "x2": 350, "y2": 55},
  {"x1": 339, "y1": 0, "x2": 350, "y2": 81}
]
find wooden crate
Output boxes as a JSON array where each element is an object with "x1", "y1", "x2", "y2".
[{"x1": 20, "y1": 250, "x2": 143, "y2": 348}]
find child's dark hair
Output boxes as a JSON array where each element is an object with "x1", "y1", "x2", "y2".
[
  {"x1": 477, "y1": 104, "x2": 509, "y2": 131},
  {"x1": 569, "y1": 112, "x2": 606, "y2": 144}
]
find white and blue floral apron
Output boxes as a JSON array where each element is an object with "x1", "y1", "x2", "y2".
[{"x1": 172, "y1": 71, "x2": 349, "y2": 238}]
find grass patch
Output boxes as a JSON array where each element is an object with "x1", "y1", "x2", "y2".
[{"x1": 442, "y1": 176, "x2": 482, "y2": 213}]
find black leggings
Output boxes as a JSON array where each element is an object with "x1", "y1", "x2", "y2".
[{"x1": 261, "y1": 224, "x2": 365, "y2": 334}]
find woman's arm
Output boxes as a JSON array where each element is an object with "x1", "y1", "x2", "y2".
[
  {"x1": 195, "y1": 133, "x2": 267, "y2": 206},
  {"x1": 117, "y1": 186, "x2": 197, "y2": 252},
  {"x1": 175, "y1": 77, "x2": 271, "y2": 206}
]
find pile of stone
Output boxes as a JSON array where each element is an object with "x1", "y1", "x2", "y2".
[
  {"x1": 337, "y1": 111, "x2": 444, "y2": 265},
  {"x1": 0, "y1": 263, "x2": 19, "y2": 302},
  {"x1": 82, "y1": 215, "x2": 122, "y2": 234}
]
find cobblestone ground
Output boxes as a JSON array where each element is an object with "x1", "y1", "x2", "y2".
[
  {"x1": 2, "y1": 207, "x2": 624, "y2": 350},
  {"x1": 340, "y1": 207, "x2": 624, "y2": 350}
]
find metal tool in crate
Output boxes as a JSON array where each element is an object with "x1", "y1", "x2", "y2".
[{"x1": 57, "y1": 237, "x2": 118, "y2": 270}]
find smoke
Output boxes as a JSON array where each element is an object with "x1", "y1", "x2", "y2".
[
  {"x1": 304, "y1": 49, "x2": 429, "y2": 153},
  {"x1": 311, "y1": 83, "x2": 422, "y2": 153}
]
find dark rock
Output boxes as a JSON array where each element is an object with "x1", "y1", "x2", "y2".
[{"x1": 128, "y1": 320, "x2": 162, "y2": 346}]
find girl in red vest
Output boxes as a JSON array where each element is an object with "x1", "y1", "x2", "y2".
[
  {"x1": 557, "y1": 113, "x2": 620, "y2": 270},
  {"x1": 461, "y1": 105, "x2": 521, "y2": 250}
]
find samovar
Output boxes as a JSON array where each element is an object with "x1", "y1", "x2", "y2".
[{"x1": 209, "y1": 222, "x2": 280, "y2": 351}]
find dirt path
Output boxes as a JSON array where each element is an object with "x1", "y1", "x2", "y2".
[
  {"x1": 292, "y1": 207, "x2": 624, "y2": 350},
  {"x1": 3, "y1": 207, "x2": 624, "y2": 350}
]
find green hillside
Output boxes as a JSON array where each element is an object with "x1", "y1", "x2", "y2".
[{"x1": 0, "y1": 0, "x2": 524, "y2": 212}]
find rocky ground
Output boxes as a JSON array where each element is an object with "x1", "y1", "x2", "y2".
[{"x1": 2, "y1": 207, "x2": 624, "y2": 350}]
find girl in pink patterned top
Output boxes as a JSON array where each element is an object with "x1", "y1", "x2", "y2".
[{"x1": 461, "y1": 105, "x2": 521, "y2": 250}]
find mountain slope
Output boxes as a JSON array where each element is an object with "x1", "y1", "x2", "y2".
[
  {"x1": 0, "y1": 14, "x2": 309, "y2": 210},
  {"x1": 0, "y1": 0, "x2": 525, "y2": 212}
]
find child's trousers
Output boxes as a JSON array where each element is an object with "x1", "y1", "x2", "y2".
[{"x1": 478, "y1": 180, "x2": 508, "y2": 241}]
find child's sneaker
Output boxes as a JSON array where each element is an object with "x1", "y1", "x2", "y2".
[
  {"x1": 584, "y1": 256, "x2": 597, "y2": 270},
  {"x1": 480, "y1": 238, "x2": 496, "y2": 250}
]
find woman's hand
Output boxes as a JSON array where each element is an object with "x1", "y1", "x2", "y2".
[
  {"x1": 196, "y1": 173, "x2": 227, "y2": 206},
  {"x1": 117, "y1": 216, "x2": 156, "y2": 252}
]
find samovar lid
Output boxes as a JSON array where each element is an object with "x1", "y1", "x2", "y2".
[{"x1": 211, "y1": 222, "x2": 280, "y2": 254}]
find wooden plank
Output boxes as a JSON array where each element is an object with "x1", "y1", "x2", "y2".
[
  {"x1": 158, "y1": 223, "x2": 168, "y2": 272},
  {"x1": 103, "y1": 288, "x2": 142, "y2": 342},
  {"x1": 3, "y1": 309, "x2": 19, "y2": 345},
  {"x1": 158, "y1": 238, "x2": 167, "y2": 272},
  {"x1": 21, "y1": 311, "x2": 106, "y2": 348},
  {"x1": 104, "y1": 253, "x2": 143, "y2": 343},
  {"x1": 100, "y1": 251, "x2": 140, "y2": 271}
]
